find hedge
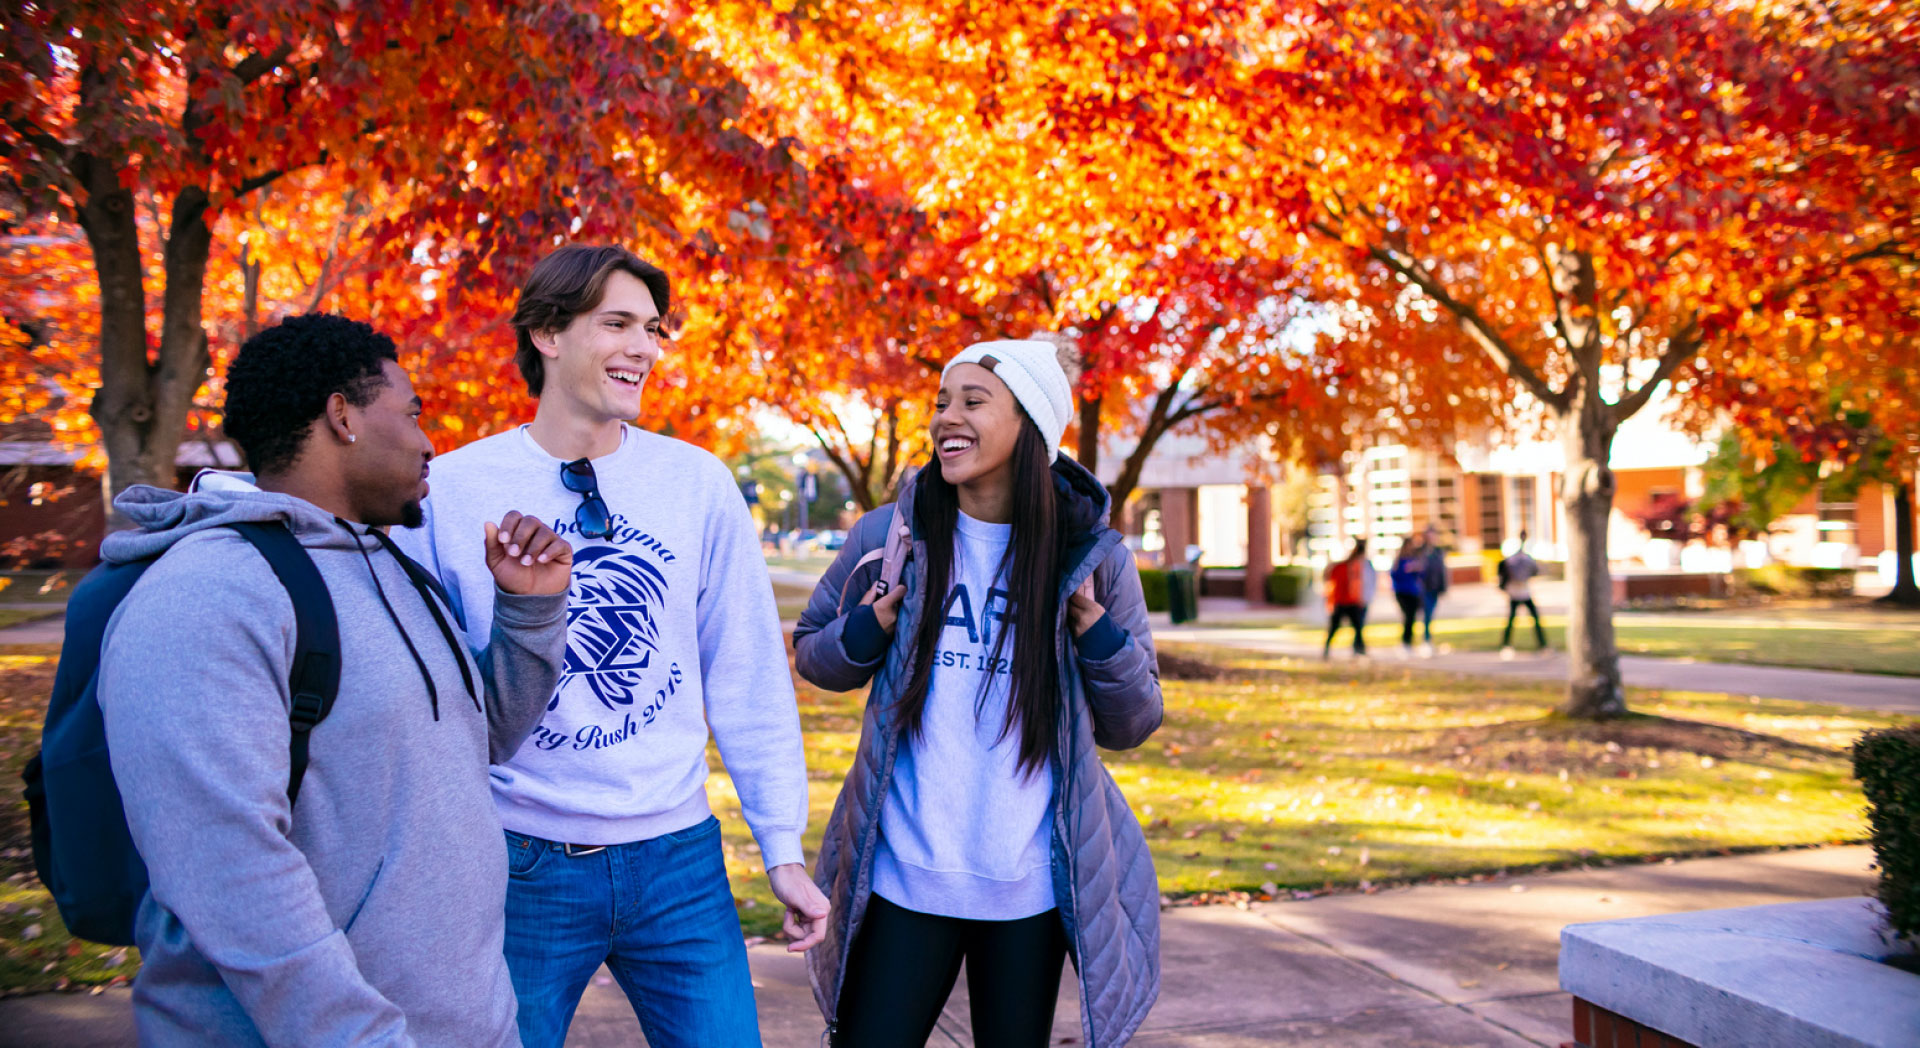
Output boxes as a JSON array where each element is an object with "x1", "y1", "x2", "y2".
[
  {"x1": 1733, "y1": 564, "x2": 1856, "y2": 598},
  {"x1": 1855, "y1": 726, "x2": 1920, "y2": 942},
  {"x1": 1137, "y1": 568, "x2": 1170, "y2": 613},
  {"x1": 1266, "y1": 565, "x2": 1313, "y2": 606}
]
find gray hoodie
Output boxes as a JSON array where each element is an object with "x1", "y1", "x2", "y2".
[{"x1": 96, "y1": 477, "x2": 566, "y2": 1047}]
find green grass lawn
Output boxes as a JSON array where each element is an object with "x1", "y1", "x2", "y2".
[
  {"x1": 711, "y1": 645, "x2": 1900, "y2": 936},
  {"x1": 0, "y1": 646, "x2": 1902, "y2": 989},
  {"x1": 772, "y1": 581, "x2": 814, "y2": 622},
  {"x1": 763, "y1": 553, "x2": 835, "y2": 576},
  {"x1": 0, "y1": 609, "x2": 54, "y2": 632},
  {"x1": 1268, "y1": 615, "x2": 1920, "y2": 676}
]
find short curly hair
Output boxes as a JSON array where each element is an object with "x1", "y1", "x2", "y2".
[
  {"x1": 224, "y1": 313, "x2": 399, "y2": 476},
  {"x1": 510, "y1": 245, "x2": 670, "y2": 396}
]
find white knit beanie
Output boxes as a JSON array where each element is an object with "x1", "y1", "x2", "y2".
[{"x1": 943, "y1": 339, "x2": 1077, "y2": 463}]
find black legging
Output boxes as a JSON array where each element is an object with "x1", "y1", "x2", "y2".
[
  {"x1": 1503, "y1": 598, "x2": 1547, "y2": 647},
  {"x1": 1395, "y1": 591, "x2": 1421, "y2": 646},
  {"x1": 833, "y1": 894, "x2": 1069, "y2": 1047},
  {"x1": 1324, "y1": 604, "x2": 1368, "y2": 654}
]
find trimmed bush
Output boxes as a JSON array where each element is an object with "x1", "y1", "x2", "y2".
[
  {"x1": 1138, "y1": 568, "x2": 1169, "y2": 613},
  {"x1": 1266, "y1": 565, "x2": 1313, "y2": 606},
  {"x1": 1733, "y1": 564, "x2": 1856, "y2": 598},
  {"x1": 1855, "y1": 726, "x2": 1920, "y2": 942}
]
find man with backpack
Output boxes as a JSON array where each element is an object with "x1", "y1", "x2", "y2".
[
  {"x1": 1322, "y1": 538, "x2": 1376, "y2": 659},
  {"x1": 1499, "y1": 531, "x2": 1549, "y2": 658},
  {"x1": 88, "y1": 314, "x2": 571, "y2": 1046},
  {"x1": 392, "y1": 245, "x2": 823, "y2": 1048}
]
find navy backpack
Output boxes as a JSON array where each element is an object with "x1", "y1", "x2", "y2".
[{"x1": 21, "y1": 520, "x2": 339, "y2": 945}]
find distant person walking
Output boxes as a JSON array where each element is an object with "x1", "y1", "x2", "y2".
[
  {"x1": 1499, "y1": 532, "x2": 1547, "y2": 658},
  {"x1": 1418, "y1": 525, "x2": 1449, "y2": 656},
  {"x1": 1323, "y1": 539, "x2": 1375, "y2": 659},
  {"x1": 1389, "y1": 537, "x2": 1425, "y2": 658}
]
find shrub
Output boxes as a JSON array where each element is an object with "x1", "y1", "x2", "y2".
[
  {"x1": 1855, "y1": 727, "x2": 1920, "y2": 942},
  {"x1": 1733, "y1": 565, "x2": 1856, "y2": 598},
  {"x1": 1138, "y1": 568, "x2": 1169, "y2": 613},
  {"x1": 1266, "y1": 565, "x2": 1313, "y2": 606}
]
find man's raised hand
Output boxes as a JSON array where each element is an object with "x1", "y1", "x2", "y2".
[{"x1": 485, "y1": 511, "x2": 573, "y2": 595}]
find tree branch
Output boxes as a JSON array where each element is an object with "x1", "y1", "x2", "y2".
[
  {"x1": 231, "y1": 45, "x2": 295, "y2": 86},
  {"x1": 881, "y1": 400, "x2": 904, "y2": 496},
  {"x1": 1533, "y1": 238, "x2": 1576, "y2": 349},
  {"x1": 1324, "y1": 222, "x2": 1566, "y2": 411},
  {"x1": 808, "y1": 426, "x2": 870, "y2": 511},
  {"x1": 2, "y1": 114, "x2": 73, "y2": 177},
  {"x1": 236, "y1": 168, "x2": 292, "y2": 196},
  {"x1": 1613, "y1": 314, "x2": 1700, "y2": 423}
]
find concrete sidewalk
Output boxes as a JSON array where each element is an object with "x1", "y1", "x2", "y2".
[
  {"x1": 1158, "y1": 624, "x2": 1920, "y2": 715},
  {"x1": 0, "y1": 608, "x2": 63, "y2": 646},
  {"x1": 0, "y1": 846, "x2": 1874, "y2": 1047}
]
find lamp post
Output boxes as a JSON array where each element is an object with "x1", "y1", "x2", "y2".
[{"x1": 791, "y1": 451, "x2": 812, "y2": 537}]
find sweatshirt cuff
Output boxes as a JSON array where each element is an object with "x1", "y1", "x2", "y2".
[
  {"x1": 756, "y1": 830, "x2": 806, "y2": 872},
  {"x1": 1073, "y1": 612, "x2": 1127, "y2": 662},
  {"x1": 491, "y1": 588, "x2": 568, "y2": 628},
  {"x1": 841, "y1": 605, "x2": 890, "y2": 665}
]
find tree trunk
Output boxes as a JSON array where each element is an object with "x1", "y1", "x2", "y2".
[
  {"x1": 1880, "y1": 478, "x2": 1920, "y2": 606},
  {"x1": 1077, "y1": 393, "x2": 1101, "y2": 473},
  {"x1": 1558, "y1": 400, "x2": 1628, "y2": 719},
  {"x1": 74, "y1": 155, "x2": 162, "y2": 530},
  {"x1": 75, "y1": 163, "x2": 215, "y2": 530}
]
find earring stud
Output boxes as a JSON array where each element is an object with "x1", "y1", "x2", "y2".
[{"x1": 348, "y1": 435, "x2": 357, "y2": 443}]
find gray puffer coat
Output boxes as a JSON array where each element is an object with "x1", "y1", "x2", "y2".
[{"x1": 793, "y1": 456, "x2": 1163, "y2": 1046}]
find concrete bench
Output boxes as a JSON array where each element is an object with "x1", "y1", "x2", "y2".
[{"x1": 1559, "y1": 898, "x2": 1918, "y2": 1047}]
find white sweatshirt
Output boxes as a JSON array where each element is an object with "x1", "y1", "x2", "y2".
[
  {"x1": 394, "y1": 425, "x2": 807, "y2": 867},
  {"x1": 872, "y1": 511, "x2": 1056, "y2": 920}
]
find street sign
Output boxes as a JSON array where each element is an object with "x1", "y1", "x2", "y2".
[{"x1": 799, "y1": 470, "x2": 818, "y2": 504}]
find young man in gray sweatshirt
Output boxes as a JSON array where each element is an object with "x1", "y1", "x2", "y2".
[
  {"x1": 98, "y1": 313, "x2": 573, "y2": 1047},
  {"x1": 394, "y1": 245, "x2": 826, "y2": 1048}
]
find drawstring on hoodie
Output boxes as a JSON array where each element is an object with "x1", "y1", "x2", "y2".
[
  {"x1": 350, "y1": 529, "x2": 443, "y2": 720},
  {"x1": 341, "y1": 520, "x2": 479, "y2": 720},
  {"x1": 368, "y1": 528, "x2": 479, "y2": 713}
]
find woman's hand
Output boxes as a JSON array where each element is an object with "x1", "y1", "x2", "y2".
[
  {"x1": 860, "y1": 581, "x2": 907, "y2": 634},
  {"x1": 1067, "y1": 577, "x2": 1105, "y2": 637}
]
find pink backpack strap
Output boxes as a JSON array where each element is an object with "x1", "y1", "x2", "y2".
[{"x1": 837, "y1": 510, "x2": 912, "y2": 613}]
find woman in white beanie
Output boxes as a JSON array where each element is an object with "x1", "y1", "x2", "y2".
[{"x1": 793, "y1": 340, "x2": 1165, "y2": 1047}]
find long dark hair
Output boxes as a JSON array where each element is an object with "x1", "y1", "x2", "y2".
[{"x1": 896, "y1": 416, "x2": 1062, "y2": 776}]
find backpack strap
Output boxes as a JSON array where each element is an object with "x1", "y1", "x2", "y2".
[
  {"x1": 837, "y1": 509, "x2": 913, "y2": 613},
  {"x1": 230, "y1": 522, "x2": 341, "y2": 805}
]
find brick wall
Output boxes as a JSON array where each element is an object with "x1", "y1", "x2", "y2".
[
  {"x1": 1568, "y1": 997, "x2": 1699, "y2": 1048},
  {"x1": 1612, "y1": 466, "x2": 1688, "y2": 520}
]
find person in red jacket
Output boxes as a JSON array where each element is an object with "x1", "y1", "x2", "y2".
[{"x1": 1322, "y1": 539, "x2": 1375, "y2": 659}]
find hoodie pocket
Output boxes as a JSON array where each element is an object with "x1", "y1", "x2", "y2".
[{"x1": 342, "y1": 859, "x2": 384, "y2": 934}]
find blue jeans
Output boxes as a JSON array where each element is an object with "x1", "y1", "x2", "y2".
[
  {"x1": 502, "y1": 816, "x2": 760, "y2": 1048},
  {"x1": 1420, "y1": 591, "x2": 1441, "y2": 641}
]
